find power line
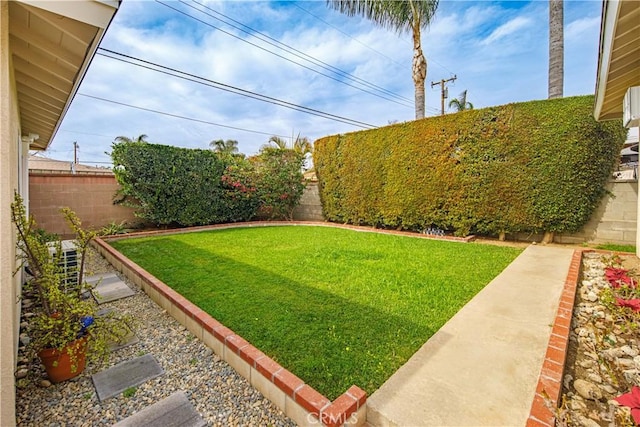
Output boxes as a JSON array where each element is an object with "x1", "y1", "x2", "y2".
[
  {"x1": 155, "y1": 0, "x2": 412, "y2": 109},
  {"x1": 184, "y1": 0, "x2": 411, "y2": 104},
  {"x1": 76, "y1": 93, "x2": 292, "y2": 138},
  {"x1": 431, "y1": 75, "x2": 457, "y2": 116},
  {"x1": 294, "y1": 2, "x2": 405, "y2": 69},
  {"x1": 97, "y1": 48, "x2": 376, "y2": 129}
]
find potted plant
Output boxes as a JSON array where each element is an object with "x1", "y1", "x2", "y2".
[{"x1": 11, "y1": 193, "x2": 131, "y2": 383}]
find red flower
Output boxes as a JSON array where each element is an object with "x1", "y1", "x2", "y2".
[
  {"x1": 605, "y1": 267, "x2": 637, "y2": 288},
  {"x1": 615, "y1": 297, "x2": 640, "y2": 312},
  {"x1": 615, "y1": 386, "x2": 640, "y2": 424}
]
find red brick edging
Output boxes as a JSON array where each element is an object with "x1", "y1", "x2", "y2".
[
  {"x1": 93, "y1": 232, "x2": 367, "y2": 427},
  {"x1": 526, "y1": 249, "x2": 583, "y2": 426}
]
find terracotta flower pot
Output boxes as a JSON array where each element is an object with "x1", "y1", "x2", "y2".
[{"x1": 37, "y1": 337, "x2": 88, "y2": 383}]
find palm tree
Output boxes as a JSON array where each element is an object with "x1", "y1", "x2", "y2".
[
  {"x1": 327, "y1": 0, "x2": 439, "y2": 119},
  {"x1": 264, "y1": 136, "x2": 288, "y2": 150},
  {"x1": 448, "y1": 90, "x2": 473, "y2": 112},
  {"x1": 114, "y1": 134, "x2": 148, "y2": 143},
  {"x1": 292, "y1": 136, "x2": 313, "y2": 156},
  {"x1": 209, "y1": 139, "x2": 239, "y2": 155},
  {"x1": 548, "y1": 0, "x2": 563, "y2": 99},
  {"x1": 262, "y1": 135, "x2": 313, "y2": 155}
]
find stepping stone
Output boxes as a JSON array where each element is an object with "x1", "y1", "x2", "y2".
[
  {"x1": 113, "y1": 391, "x2": 206, "y2": 427},
  {"x1": 92, "y1": 354, "x2": 164, "y2": 402},
  {"x1": 86, "y1": 273, "x2": 122, "y2": 287},
  {"x1": 89, "y1": 273, "x2": 135, "y2": 304},
  {"x1": 96, "y1": 308, "x2": 139, "y2": 351}
]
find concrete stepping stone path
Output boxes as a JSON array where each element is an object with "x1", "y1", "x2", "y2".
[
  {"x1": 92, "y1": 354, "x2": 164, "y2": 402},
  {"x1": 86, "y1": 273, "x2": 135, "y2": 304},
  {"x1": 113, "y1": 391, "x2": 206, "y2": 427},
  {"x1": 95, "y1": 308, "x2": 139, "y2": 351}
]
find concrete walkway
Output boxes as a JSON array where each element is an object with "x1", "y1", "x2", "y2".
[{"x1": 366, "y1": 244, "x2": 574, "y2": 426}]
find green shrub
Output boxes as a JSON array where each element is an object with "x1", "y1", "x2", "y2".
[
  {"x1": 112, "y1": 142, "x2": 230, "y2": 226},
  {"x1": 111, "y1": 141, "x2": 305, "y2": 226},
  {"x1": 253, "y1": 147, "x2": 306, "y2": 220},
  {"x1": 314, "y1": 95, "x2": 626, "y2": 236}
]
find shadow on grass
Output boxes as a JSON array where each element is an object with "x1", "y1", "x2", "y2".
[{"x1": 112, "y1": 237, "x2": 432, "y2": 400}]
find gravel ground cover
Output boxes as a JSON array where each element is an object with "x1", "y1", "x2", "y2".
[
  {"x1": 15, "y1": 248, "x2": 295, "y2": 427},
  {"x1": 558, "y1": 251, "x2": 640, "y2": 426}
]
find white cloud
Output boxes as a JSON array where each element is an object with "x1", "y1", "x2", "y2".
[
  {"x1": 566, "y1": 16, "x2": 600, "y2": 41},
  {"x1": 48, "y1": 0, "x2": 604, "y2": 165},
  {"x1": 481, "y1": 16, "x2": 533, "y2": 46}
]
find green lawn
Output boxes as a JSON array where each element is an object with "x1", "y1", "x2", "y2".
[
  {"x1": 594, "y1": 243, "x2": 636, "y2": 253},
  {"x1": 110, "y1": 226, "x2": 521, "y2": 399}
]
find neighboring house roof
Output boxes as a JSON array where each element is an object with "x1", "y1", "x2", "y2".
[
  {"x1": 10, "y1": 1, "x2": 120, "y2": 150},
  {"x1": 594, "y1": 0, "x2": 640, "y2": 121},
  {"x1": 28, "y1": 155, "x2": 113, "y2": 175}
]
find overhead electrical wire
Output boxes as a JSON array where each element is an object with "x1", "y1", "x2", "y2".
[
  {"x1": 294, "y1": 3, "x2": 445, "y2": 116},
  {"x1": 184, "y1": 0, "x2": 412, "y2": 104},
  {"x1": 155, "y1": 0, "x2": 413, "y2": 109},
  {"x1": 97, "y1": 48, "x2": 377, "y2": 129},
  {"x1": 76, "y1": 93, "x2": 292, "y2": 138},
  {"x1": 293, "y1": 2, "x2": 405, "y2": 69}
]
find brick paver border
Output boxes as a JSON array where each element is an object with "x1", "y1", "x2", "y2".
[{"x1": 94, "y1": 223, "x2": 379, "y2": 427}]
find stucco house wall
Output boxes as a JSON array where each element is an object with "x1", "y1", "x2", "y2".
[{"x1": 1, "y1": 2, "x2": 25, "y2": 422}]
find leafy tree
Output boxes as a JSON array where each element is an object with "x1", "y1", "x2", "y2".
[
  {"x1": 548, "y1": 0, "x2": 563, "y2": 99},
  {"x1": 254, "y1": 147, "x2": 306, "y2": 220},
  {"x1": 449, "y1": 90, "x2": 473, "y2": 112},
  {"x1": 114, "y1": 134, "x2": 148, "y2": 143},
  {"x1": 209, "y1": 139, "x2": 240, "y2": 155},
  {"x1": 327, "y1": 0, "x2": 439, "y2": 119}
]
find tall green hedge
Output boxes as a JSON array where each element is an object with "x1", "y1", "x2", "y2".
[
  {"x1": 314, "y1": 95, "x2": 627, "y2": 236},
  {"x1": 112, "y1": 142, "x2": 232, "y2": 226},
  {"x1": 111, "y1": 142, "x2": 306, "y2": 226}
]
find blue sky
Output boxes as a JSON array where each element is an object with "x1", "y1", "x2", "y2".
[{"x1": 45, "y1": 0, "x2": 604, "y2": 165}]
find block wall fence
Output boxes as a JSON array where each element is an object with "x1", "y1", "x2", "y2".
[
  {"x1": 29, "y1": 173, "x2": 137, "y2": 238},
  {"x1": 556, "y1": 180, "x2": 637, "y2": 245}
]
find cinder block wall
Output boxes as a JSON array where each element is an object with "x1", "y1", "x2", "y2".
[
  {"x1": 293, "y1": 181, "x2": 323, "y2": 221},
  {"x1": 557, "y1": 180, "x2": 637, "y2": 245},
  {"x1": 29, "y1": 173, "x2": 137, "y2": 238}
]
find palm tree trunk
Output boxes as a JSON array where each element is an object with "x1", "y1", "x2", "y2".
[
  {"x1": 548, "y1": 0, "x2": 563, "y2": 99},
  {"x1": 412, "y1": 24, "x2": 427, "y2": 119}
]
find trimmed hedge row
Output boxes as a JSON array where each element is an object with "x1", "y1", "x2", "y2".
[
  {"x1": 314, "y1": 95, "x2": 627, "y2": 236},
  {"x1": 111, "y1": 142, "x2": 306, "y2": 226}
]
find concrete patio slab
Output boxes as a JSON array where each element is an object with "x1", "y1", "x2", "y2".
[
  {"x1": 366, "y1": 244, "x2": 574, "y2": 426},
  {"x1": 92, "y1": 354, "x2": 164, "y2": 402},
  {"x1": 113, "y1": 391, "x2": 206, "y2": 427}
]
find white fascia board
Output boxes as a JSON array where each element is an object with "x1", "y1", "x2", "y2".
[
  {"x1": 17, "y1": 0, "x2": 119, "y2": 29},
  {"x1": 594, "y1": 0, "x2": 621, "y2": 121}
]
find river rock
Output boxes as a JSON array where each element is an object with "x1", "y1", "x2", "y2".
[
  {"x1": 621, "y1": 345, "x2": 639, "y2": 357},
  {"x1": 574, "y1": 379, "x2": 603, "y2": 401}
]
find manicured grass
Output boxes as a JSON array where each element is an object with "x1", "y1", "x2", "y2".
[
  {"x1": 594, "y1": 243, "x2": 636, "y2": 253},
  {"x1": 110, "y1": 226, "x2": 521, "y2": 399}
]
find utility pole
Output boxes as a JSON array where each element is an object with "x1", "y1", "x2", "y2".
[
  {"x1": 431, "y1": 75, "x2": 457, "y2": 115},
  {"x1": 73, "y1": 141, "x2": 78, "y2": 165}
]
